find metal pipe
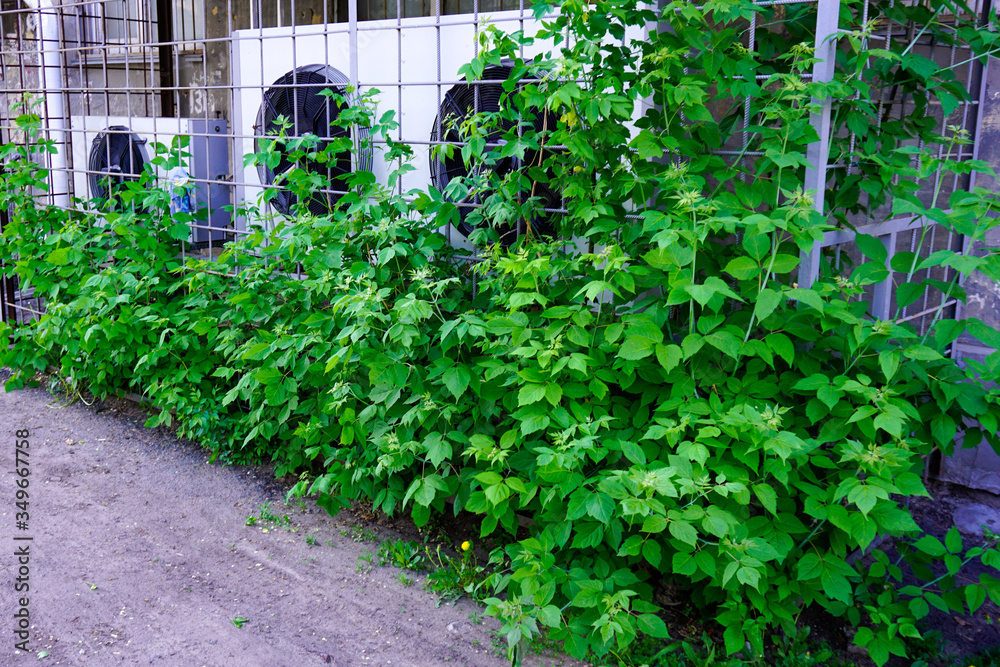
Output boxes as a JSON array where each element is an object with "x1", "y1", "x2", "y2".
[
  {"x1": 349, "y1": 0, "x2": 359, "y2": 87},
  {"x1": 36, "y1": 0, "x2": 70, "y2": 208}
]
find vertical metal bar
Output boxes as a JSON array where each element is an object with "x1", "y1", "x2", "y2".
[
  {"x1": 397, "y1": 0, "x2": 403, "y2": 197},
  {"x1": 349, "y1": 0, "x2": 359, "y2": 87},
  {"x1": 955, "y1": 35, "x2": 992, "y2": 327},
  {"x1": 847, "y1": 0, "x2": 871, "y2": 178},
  {"x1": 742, "y1": 7, "x2": 756, "y2": 180},
  {"x1": 156, "y1": 0, "x2": 176, "y2": 117},
  {"x1": 799, "y1": 0, "x2": 840, "y2": 289},
  {"x1": 37, "y1": 0, "x2": 70, "y2": 208},
  {"x1": 871, "y1": 232, "x2": 896, "y2": 319},
  {"x1": 0, "y1": 178, "x2": 15, "y2": 326}
]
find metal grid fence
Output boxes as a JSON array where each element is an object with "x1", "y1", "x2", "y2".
[{"x1": 0, "y1": 0, "x2": 994, "y2": 332}]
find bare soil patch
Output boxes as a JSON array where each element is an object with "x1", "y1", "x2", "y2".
[{"x1": 0, "y1": 386, "x2": 578, "y2": 667}]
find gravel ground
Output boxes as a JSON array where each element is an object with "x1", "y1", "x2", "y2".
[{"x1": 0, "y1": 385, "x2": 574, "y2": 667}]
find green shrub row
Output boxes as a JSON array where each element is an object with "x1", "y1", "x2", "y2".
[{"x1": 5, "y1": 1, "x2": 1000, "y2": 664}]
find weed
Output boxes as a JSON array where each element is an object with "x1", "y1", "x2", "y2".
[
  {"x1": 355, "y1": 549, "x2": 375, "y2": 574},
  {"x1": 257, "y1": 502, "x2": 291, "y2": 527},
  {"x1": 247, "y1": 502, "x2": 292, "y2": 530},
  {"x1": 423, "y1": 542, "x2": 489, "y2": 603},
  {"x1": 397, "y1": 572, "x2": 414, "y2": 587},
  {"x1": 377, "y1": 538, "x2": 427, "y2": 571},
  {"x1": 305, "y1": 535, "x2": 318, "y2": 547},
  {"x1": 468, "y1": 611, "x2": 484, "y2": 625},
  {"x1": 340, "y1": 525, "x2": 377, "y2": 543},
  {"x1": 905, "y1": 626, "x2": 951, "y2": 667},
  {"x1": 964, "y1": 645, "x2": 1000, "y2": 667},
  {"x1": 602, "y1": 629, "x2": 853, "y2": 667},
  {"x1": 489, "y1": 631, "x2": 507, "y2": 658}
]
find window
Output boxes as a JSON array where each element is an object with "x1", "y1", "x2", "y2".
[{"x1": 83, "y1": 0, "x2": 154, "y2": 46}]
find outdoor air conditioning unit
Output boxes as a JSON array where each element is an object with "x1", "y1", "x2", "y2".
[
  {"x1": 231, "y1": 11, "x2": 649, "y2": 247},
  {"x1": 253, "y1": 63, "x2": 373, "y2": 218},
  {"x1": 69, "y1": 116, "x2": 231, "y2": 246}
]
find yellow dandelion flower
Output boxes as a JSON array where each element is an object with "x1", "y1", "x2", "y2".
[{"x1": 461, "y1": 541, "x2": 471, "y2": 552}]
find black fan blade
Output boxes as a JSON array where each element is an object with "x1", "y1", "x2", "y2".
[
  {"x1": 428, "y1": 63, "x2": 562, "y2": 246},
  {"x1": 255, "y1": 64, "x2": 370, "y2": 216}
]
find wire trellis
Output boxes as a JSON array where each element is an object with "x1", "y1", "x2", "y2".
[{"x1": 0, "y1": 0, "x2": 992, "y2": 335}]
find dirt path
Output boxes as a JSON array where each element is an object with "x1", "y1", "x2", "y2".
[{"x1": 0, "y1": 386, "x2": 565, "y2": 667}]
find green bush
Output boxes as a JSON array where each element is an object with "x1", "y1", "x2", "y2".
[{"x1": 5, "y1": 2, "x2": 1000, "y2": 665}]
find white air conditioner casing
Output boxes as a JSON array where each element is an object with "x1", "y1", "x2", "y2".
[
  {"x1": 231, "y1": 10, "x2": 649, "y2": 246},
  {"x1": 69, "y1": 116, "x2": 231, "y2": 245}
]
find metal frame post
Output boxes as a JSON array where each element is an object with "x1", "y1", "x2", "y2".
[
  {"x1": 800, "y1": 0, "x2": 840, "y2": 289},
  {"x1": 349, "y1": 0, "x2": 359, "y2": 88}
]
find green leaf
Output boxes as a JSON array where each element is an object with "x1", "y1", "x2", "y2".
[
  {"x1": 682, "y1": 334, "x2": 705, "y2": 359},
  {"x1": 904, "y1": 345, "x2": 942, "y2": 361},
  {"x1": 821, "y1": 569, "x2": 853, "y2": 605},
  {"x1": 621, "y1": 440, "x2": 647, "y2": 465},
  {"x1": 702, "y1": 511, "x2": 730, "y2": 538},
  {"x1": 518, "y1": 383, "x2": 547, "y2": 406},
  {"x1": 425, "y1": 433, "x2": 453, "y2": 467},
  {"x1": 968, "y1": 319, "x2": 1000, "y2": 350},
  {"x1": 879, "y1": 349, "x2": 901, "y2": 381},
  {"x1": 945, "y1": 526, "x2": 963, "y2": 555},
  {"x1": 931, "y1": 413, "x2": 956, "y2": 448},
  {"x1": 767, "y1": 332, "x2": 795, "y2": 365},
  {"x1": 967, "y1": 584, "x2": 987, "y2": 613},
  {"x1": 570, "y1": 582, "x2": 605, "y2": 608},
  {"x1": 856, "y1": 234, "x2": 888, "y2": 263},
  {"x1": 669, "y1": 520, "x2": 698, "y2": 546},
  {"x1": 620, "y1": 335, "x2": 656, "y2": 360},
  {"x1": 770, "y1": 254, "x2": 800, "y2": 274},
  {"x1": 442, "y1": 365, "x2": 471, "y2": 399},
  {"x1": 817, "y1": 385, "x2": 842, "y2": 409},
  {"x1": 786, "y1": 288, "x2": 824, "y2": 312},
  {"x1": 914, "y1": 535, "x2": 947, "y2": 557},
  {"x1": 642, "y1": 515, "x2": 667, "y2": 533},
  {"x1": 848, "y1": 484, "x2": 882, "y2": 515},
  {"x1": 753, "y1": 288, "x2": 781, "y2": 322},
  {"x1": 705, "y1": 330, "x2": 741, "y2": 359},
  {"x1": 520, "y1": 413, "x2": 550, "y2": 435},
  {"x1": 476, "y1": 471, "x2": 503, "y2": 486},
  {"x1": 896, "y1": 281, "x2": 926, "y2": 308},
  {"x1": 636, "y1": 613, "x2": 669, "y2": 638},
  {"x1": 46, "y1": 247, "x2": 71, "y2": 265},
  {"x1": 686, "y1": 277, "x2": 743, "y2": 308},
  {"x1": 253, "y1": 367, "x2": 283, "y2": 386},
  {"x1": 742, "y1": 231, "x2": 770, "y2": 261},
  {"x1": 655, "y1": 343, "x2": 682, "y2": 372},
  {"x1": 642, "y1": 539, "x2": 663, "y2": 567},
  {"x1": 630, "y1": 129, "x2": 663, "y2": 159},
  {"x1": 753, "y1": 483, "x2": 777, "y2": 515},
  {"x1": 544, "y1": 383, "x2": 563, "y2": 406},
  {"x1": 586, "y1": 492, "x2": 615, "y2": 523},
  {"x1": 572, "y1": 523, "x2": 604, "y2": 549},
  {"x1": 794, "y1": 373, "x2": 830, "y2": 391},
  {"x1": 724, "y1": 256, "x2": 760, "y2": 280}
]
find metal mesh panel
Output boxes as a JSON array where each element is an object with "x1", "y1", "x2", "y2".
[
  {"x1": 807, "y1": 0, "x2": 988, "y2": 338},
  {"x1": 0, "y1": 0, "x2": 993, "y2": 329}
]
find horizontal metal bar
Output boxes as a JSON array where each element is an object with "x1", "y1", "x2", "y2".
[{"x1": 897, "y1": 300, "x2": 960, "y2": 322}]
